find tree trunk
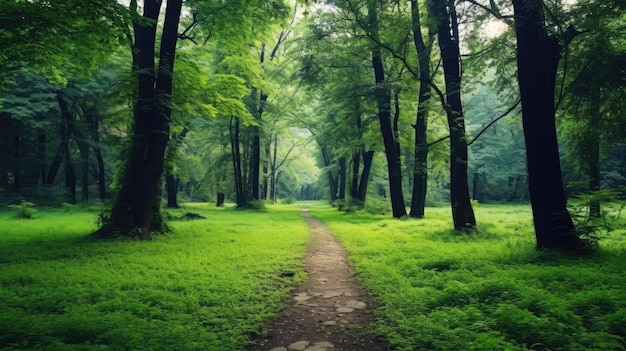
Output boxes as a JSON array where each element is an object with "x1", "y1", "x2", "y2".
[
  {"x1": 0, "y1": 114, "x2": 10, "y2": 189},
  {"x1": 37, "y1": 130, "x2": 46, "y2": 185},
  {"x1": 231, "y1": 117, "x2": 246, "y2": 207},
  {"x1": 93, "y1": 0, "x2": 182, "y2": 239},
  {"x1": 409, "y1": 0, "x2": 432, "y2": 218},
  {"x1": 13, "y1": 122, "x2": 21, "y2": 190},
  {"x1": 369, "y1": 1, "x2": 406, "y2": 218},
  {"x1": 77, "y1": 137, "x2": 89, "y2": 202},
  {"x1": 351, "y1": 151, "x2": 360, "y2": 199},
  {"x1": 357, "y1": 150, "x2": 374, "y2": 202},
  {"x1": 47, "y1": 92, "x2": 73, "y2": 185},
  {"x1": 512, "y1": 0, "x2": 582, "y2": 250},
  {"x1": 433, "y1": 0, "x2": 476, "y2": 230},
  {"x1": 166, "y1": 174, "x2": 180, "y2": 208},
  {"x1": 588, "y1": 139, "x2": 601, "y2": 218},
  {"x1": 338, "y1": 157, "x2": 346, "y2": 201}
]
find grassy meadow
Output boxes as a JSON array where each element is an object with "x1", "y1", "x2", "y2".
[
  {"x1": 311, "y1": 203, "x2": 626, "y2": 351},
  {"x1": 1, "y1": 201, "x2": 625, "y2": 351},
  {"x1": 0, "y1": 204, "x2": 310, "y2": 351}
]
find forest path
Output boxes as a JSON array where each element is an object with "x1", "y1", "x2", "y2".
[{"x1": 247, "y1": 209, "x2": 389, "y2": 351}]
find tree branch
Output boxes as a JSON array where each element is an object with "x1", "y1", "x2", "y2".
[{"x1": 467, "y1": 98, "x2": 521, "y2": 146}]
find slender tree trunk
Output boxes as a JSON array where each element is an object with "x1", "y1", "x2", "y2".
[
  {"x1": 512, "y1": 0, "x2": 582, "y2": 250},
  {"x1": 166, "y1": 174, "x2": 180, "y2": 208},
  {"x1": 13, "y1": 122, "x2": 21, "y2": 189},
  {"x1": 338, "y1": 157, "x2": 347, "y2": 201},
  {"x1": 409, "y1": 0, "x2": 433, "y2": 218},
  {"x1": 351, "y1": 151, "x2": 360, "y2": 199},
  {"x1": 369, "y1": 1, "x2": 406, "y2": 217},
  {"x1": 47, "y1": 93, "x2": 73, "y2": 185},
  {"x1": 357, "y1": 150, "x2": 374, "y2": 202},
  {"x1": 93, "y1": 0, "x2": 182, "y2": 239},
  {"x1": 433, "y1": 0, "x2": 476, "y2": 230},
  {"x1": 37, "y1": 130, "x2": 46, "y2": 185},
  {"x1": 588, "y1": 139, "x2": 601, "y2": 218},
  {"x1": 231, "y1": 117, "x2": 246, "y2": 206},
  {"x1": 0, "y1": 114, "x2": 10, "y2": 189},
  {"x1": 77, "y1": 137, "x2": 89, "y2": 202},
  {"x1": 320, "y1": 146, "x2": 338, "y2": 202}
]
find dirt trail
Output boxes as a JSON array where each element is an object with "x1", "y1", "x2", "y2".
[{"x1": 247, "y1": 210, "x2": 389, "y2": 351}]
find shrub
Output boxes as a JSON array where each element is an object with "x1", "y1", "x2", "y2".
[
  {"x1": 8, "y1": 201, "x2": 37, "y2": 219},
  {"x1": 282, "y1": 197, "x2": 295, "y2": 204}
]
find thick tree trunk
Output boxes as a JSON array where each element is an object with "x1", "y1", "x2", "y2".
[
  {"x1": 369, "y1": 1, "x2": 406, "y2": 218},
  {"x1": 409, "y1": 0, "x2": 432, "y2": 218},
  {"x1": 93, "y1": 0, "x2": 182, "y2": 239},
  {"x1": 512, "y1": 0, "x2": 582, "y2": 250},
  {"x1": 434, "y1": 0, "x2": 476, "y2": 230}
]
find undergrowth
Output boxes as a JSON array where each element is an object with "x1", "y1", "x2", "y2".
[
  {"x1": 312, "y1": 203, "x2": 626, "y2": 351},
  {"x1": 0, "y1": 203, "x2": 309, "y2": 351}
]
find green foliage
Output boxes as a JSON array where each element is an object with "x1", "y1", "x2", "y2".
[
  {"x1": 7, "y1": 201, "x2": 37, "y2": 219},
  {"x1": 282, "y1": 196, "x2": 295, "y2": 204},
  {"x1": 312, "y1": 204, "x2": 626, "y2": 351},
  {"x1": 0, "y1": 204, "x2": 309, "y2": 350},
  {"x1": 235, "y1": 199, "x2": 267, "y2": 211}
]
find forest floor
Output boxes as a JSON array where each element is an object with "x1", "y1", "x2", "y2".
[{"x1": 247, "y1": 210, "x2": 389, "y2": 351}]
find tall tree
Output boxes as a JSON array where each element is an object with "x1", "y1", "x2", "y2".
[
  {"x1": 511, "y1": 0, "x2": 582, "y2": 250},
  {"x1": 432, "y1": 0, "x2": 476, "y2": 230},
  {"x1": 409, "y1": 0, "x2": 435, "y2": 218},
  {"x1": 94, "y1": 0, "x2": 183, "y2": 239},
  {"x1": 368, "y1": 0, "x2": 407, "y2": 217}
]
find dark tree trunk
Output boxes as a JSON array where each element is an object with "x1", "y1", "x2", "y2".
[
  {"x1": 86, "y1": 111, "x2": 106, "y2": 200},
  {"x1": 93, "y1": 0, "x2": 182, "y2": 239},
  {"x1": 262, "y1": 139, "x2": 271, "y2": 200},
  {"x1": 37, "y1": 130, "x2": 46, "y2": 185},
  {"x1": 338, "y1": 157, "x2": 346, "y2": 201},
  {"x1": 369, "y1": 1, "x2": 406, "y2": 218},
  {"x1": 588, "y1": 140, "x2": 601, "y2": 218},
  {"x1": 433, "y1": 0, "x2": 476, "y2": 230},
  {"x1": 409, "y1": 0, "x2": 432, "y2": 218},
  {"x1": 47, "y1": 93, "x2": 73, "y2": 185},
  {"x1": 231, "y1": 117, "x2": 246, "y2": 207},
  {"x1": 13, "y1": 122, "x2": 21, "y2": 189},
  {"x1": 77, "y1": 137, "x2": 89, "y2": 202},
  {"x1": 0, "y1": 114, "x2": 10, "y2": 188},
  {"x1": 216, "y1": 192, "x2": 225, "y2": 207},
  {"x1": 351, "y1": 151, "x2": 360, "y2": 199},
  {"x1": 357, "y1": 150, "x2": 374, "y2": 202},
  {"x1": 320, "y1": 146, "x2": 338, "y2": 202},
  {"x1": 512, "y1": 0, "x2": 581, "y2": 250},
  {"x1": 165, "y1": 126, "x2": 189, "y2": 208},
  {"x1": 166, "y1": 174, "x2": 180, "y2": 208}
]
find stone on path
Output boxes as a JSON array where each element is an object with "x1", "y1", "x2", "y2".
[
  {"x1": 345, "y1": 299, "x2": 366, "y2": 309},
  {"x1": 288, "y1": 340, "x2": 310, "y2": 350},
  {"x1": 269, "y1": 348, "x2": 288, "y2": 351}
]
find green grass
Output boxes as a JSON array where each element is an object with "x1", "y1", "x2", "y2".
[
  {"x1": 0, "y1": 203, "x2": 310, "y2": 351},
  {"x1": 311, "y1": 203, "x2": 626, "y2": 351}
]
